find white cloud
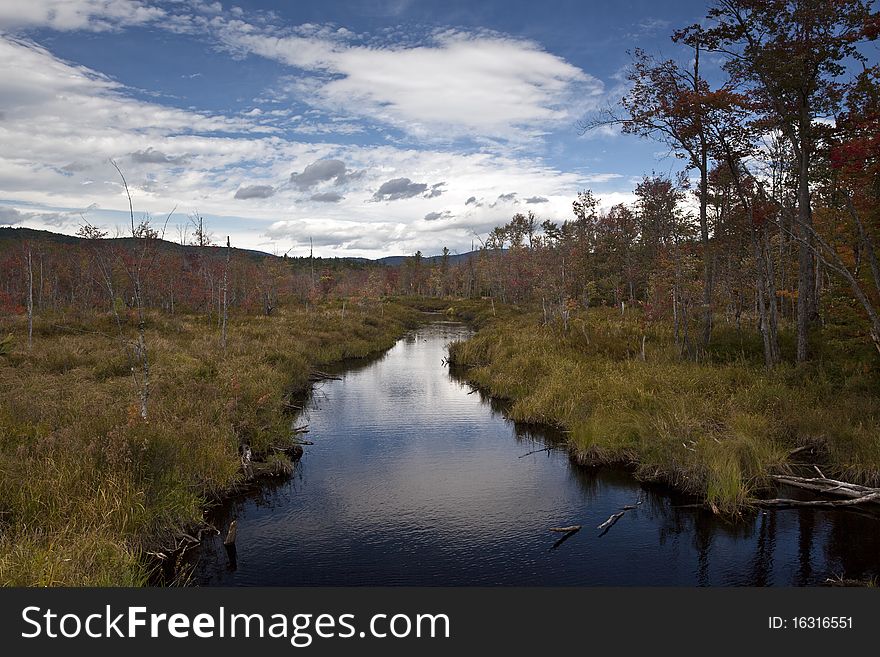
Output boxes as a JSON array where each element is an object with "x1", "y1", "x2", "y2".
[
  {"x1": 0, "y1": 9, "x2": 632, "y2": 258},
  {"x1": 206, "y1": 19, "x2": 602, "y2": 142},
  {"x1": 0, "y1": 0, "x2": 165, "y2": 32}
]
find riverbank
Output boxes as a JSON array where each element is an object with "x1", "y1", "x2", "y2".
[
  {"x1": 0, "y1": 300, "x2": 421, "y2": 585},
  {"x1": 447, "y1": 305, "x2": 880, "y2": 513}
]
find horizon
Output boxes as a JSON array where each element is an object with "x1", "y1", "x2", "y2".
[{"x1": 0, "y1": 0, "x2": 711, "y2": 258}]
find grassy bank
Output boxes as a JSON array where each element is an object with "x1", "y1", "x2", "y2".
[
  {"x1": 0, "y1": 300, "x2": 420, "y2": 585},
  {"x1": 448, "y1": 306, "x2": 880, "y2": 513}
]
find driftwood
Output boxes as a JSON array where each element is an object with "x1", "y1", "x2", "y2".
[
  {"x1": 292, "y1": 425, "x2": 310, "y2": 434},
  {"x1": 549, "y1": 526, "x2": 581, "y2": 551},
  {"x1": 224, "y1": 520, "x2": 237, "y2": 546},
  {"x1": 597, "y1": 511, "x2": 626, "y2": 531},
  {"x1": 771, "y1": 474, "x2": 877, "y2": 499},
  {"x1": 755, "y1": 473, "x2": 880, "y2": 508},
  {"x1": 224, "y1": 521, "x2": 238, "y2": 570},
  {"x1": 753, "y1": 492, "x2": 880, "y2": 508},
  {"x1": 597, "y1": 494, "x2": 644, "y2": 535}
]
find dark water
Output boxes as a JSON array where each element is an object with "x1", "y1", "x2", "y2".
[{"x1": 194, "y1": 321, "x2": 880, "y2": 586}]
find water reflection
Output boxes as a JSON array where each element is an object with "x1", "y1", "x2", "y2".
[{"x1": 194, "y1": 322, "x2": 880, "y2": 586}]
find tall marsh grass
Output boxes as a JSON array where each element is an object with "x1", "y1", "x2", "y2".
[
  {"x1": 0, "y1": 301, "x2": 420, "y2": 585},
  {"x1": 448, "y1": 307, "x2": 880, "y2": 513}
]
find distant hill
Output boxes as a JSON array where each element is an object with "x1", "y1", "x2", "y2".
[
  {"x1": 0, "y1": 226, "x2": 480, "y2": 266},
  {"x1": 0, "y1": 226, "x2": 273, "y2": 260},
  {"x1": 375, "y1": 252, "x2": 476, "y2": 267}
]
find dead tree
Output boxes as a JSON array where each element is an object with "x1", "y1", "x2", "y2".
[
  {"x1": 26, "y1": 246, "x2": 33, "y2": 350},
  {"x1": 221, "y1": 236, "x2": 230, "y2": 353},
  {"x1": 110, "y1": 159, "x2": 174, "y2": 421}
]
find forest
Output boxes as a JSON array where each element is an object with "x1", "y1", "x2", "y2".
[{"x1": 1, "y1": 0, "x2": 879, "y2": 585}]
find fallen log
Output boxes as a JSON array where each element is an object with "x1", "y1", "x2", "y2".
[
  {"x1": 549, "y1": 527, "x2": 581, "y2": 551},
  {"x1": 752, "y1": 492, "x2": 880, "y2": 508},
  {"x1": 772, "y1": 475, "x2": 876, "y2": 500},
  {"x1": 598, "y1": 511, "x2": 626, "y2": 531}
]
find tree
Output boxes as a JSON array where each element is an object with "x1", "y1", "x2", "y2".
[
  {"x1": 703, "y1": 0, "x2": 877, "y2": 361},
  {"x1": 110, "y1": 159, "x2": 174, "y2": 420},
  {"x1": 586, "y1": 32, "x2": 718, "y2": 351}
]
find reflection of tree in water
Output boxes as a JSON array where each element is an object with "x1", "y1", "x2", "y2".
[
  {"x1": 821, "y1": 509, "x2": 880, "y2": 583},
  {"x1": 637, "y1": 488, "x2": 762, "y2": 585},
  {"x1": 749, "y1": 512, "x2": 775, "y2": 587},
  {"x1": 796, "y1": 509, "x2": 815, "y2": 585}
]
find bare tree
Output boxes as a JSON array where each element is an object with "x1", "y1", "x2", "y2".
[
  {"x1": 110, "y1": 159, "x2": 174, "y2": 420},
  {"x1": 221, "y1": 235, "x2": 230, "y2": 353},
  {"x1": 26, "y1": 246, "x2": 33, "y2": 350}
]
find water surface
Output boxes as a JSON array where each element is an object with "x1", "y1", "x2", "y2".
[{"x1": 195, "y1": 321, "x2": 880, "y2": 586}]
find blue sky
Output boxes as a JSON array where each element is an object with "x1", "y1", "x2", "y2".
[{"x1": 0, "y1": 0, "x2": 711, "y2": 257}]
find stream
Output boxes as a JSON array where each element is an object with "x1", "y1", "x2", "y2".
[{"x1": 194, "y1": 321, "x2": 880, "y2": 586}]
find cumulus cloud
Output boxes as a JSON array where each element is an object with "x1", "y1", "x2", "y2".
[
  {"x1": 425, "y1": 182, "x2": 446, "y2": 198},
  {"x1": 372, "y1": 177, "x2": 428, "y2": 201},
  {"x1": 130, "y1": 147, "x2": 189, "y2": 164},
  {"x1": 0, "y1": 203, "x2": 91, "y2": 229},
  {"x1": 234, "y1": 184, "x2": 276, "y2": 199},
  {"x1": 424, "y1": 210, "x2": 452, "y2": 221},
  {"x1": 311, "y1": 191, "x2": 344, "y2": 203},
  {"x1": 264, "y1": 218, "x2": 406, "y2": 250},
  {"x1": 0, "y1": 0, "x2": 166, "y2": 33},
  {"x1": 525, "y1": 196, "x2": 548, "y2": 204},
  {"x1": 290, "y1": 159, "x2": 351, "y2": 189},
  {"x1": 0, "y1": 206, "x2": 25, "y2": 225}
]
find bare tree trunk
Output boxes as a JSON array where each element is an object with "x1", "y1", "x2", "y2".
[
  {"x1": 722, "y1": 145, "x2": 779, "y2": 366},
  {"x1": 795, "y1": 110, "x2": 816, "y2": 363},
  {"x1": 751, "y1": 224, "x2": 780, "y2": 368},
  {"x1": 27, "y1": 247, "x2": 33, "y2": 350},
  {"x1": 38, "y1": 253, "x2": 43, "y2": 310},
  {"x1": 221, "y1": 236, "x2": 229, "y2": 353}
]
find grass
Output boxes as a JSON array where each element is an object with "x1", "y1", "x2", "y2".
[
  {"x1": 448, "y1": 305, "x2": 880, "y2": 513},
  {"x1": 0, "y1": 299, "x2": 420, "y2": 585}
]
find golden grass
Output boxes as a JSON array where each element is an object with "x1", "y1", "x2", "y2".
[
  {"x1": 448, "y1": 306, "x2": 880, "y2": 513},
  {"x1": 0, "y1": 300, "x2": 420, "y2": 585}
]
